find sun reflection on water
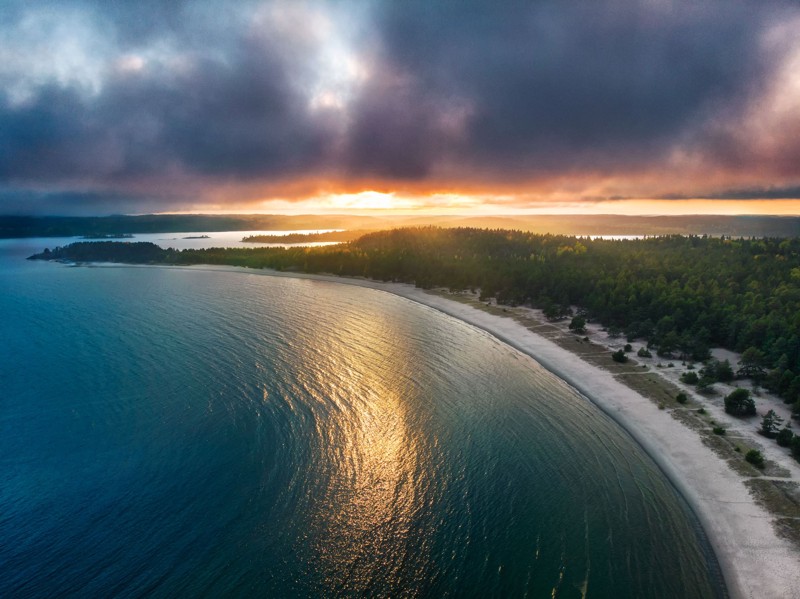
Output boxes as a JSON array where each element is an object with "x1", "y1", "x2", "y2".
[{"x1": 296, "y1": 299, "x2": 426, "y2": 592}]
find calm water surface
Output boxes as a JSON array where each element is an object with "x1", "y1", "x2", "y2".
[{"x1": 0, "y1": 241, "x2": 724, "y2": 597}]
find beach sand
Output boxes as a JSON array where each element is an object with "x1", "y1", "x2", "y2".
[{"x1": 171, "y1": 265, "x2": 800, "y2": 598}]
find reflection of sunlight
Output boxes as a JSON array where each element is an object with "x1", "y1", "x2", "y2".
[{"x1": 301, "y1": 302, "x2": 422, "y2": 591}]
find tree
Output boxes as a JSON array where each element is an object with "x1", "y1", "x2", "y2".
[
  {"x1": 776, "y1": 426, "x2": 794, "y2": 447},
  {"x1": 696, "y1": 377, "x2": 715, "y2": 394},
  {"x1": 759, "y1": 409, "x2": 784, "y2": 438},
  {"x1": 715, "y1": 359, "x2": 735, "y2": 382},
  {"x1": 681, "y1": 371, "x2": 699, "y2": 384},
  {"x1": 657, "y1": 331, "x2": 680, "y2": 357},
  {"x1": 738, "y1": 347, "x2": 766, "y2": 381},
  {"x1": 676, "y1": 393, "x2": 688, "y2": 404},
  {"x1": 724, "y1": 388, "x2": 756, "y2": 416},
  {"x1": 637, "y1": 347, "x2": 652, "y2": 358},
  {"x1": 791, "y1": 435, "x2": 800, "y2": 461},
  {"x1": 611, "y1": 349, "x2": 628, "y2": 363},
  {"x1": 569, "y1": 315, "x2": 586, "y2": 332}
]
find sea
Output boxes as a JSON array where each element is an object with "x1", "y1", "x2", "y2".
[{"x1": 0, "y1": 234, "x2": 725, "y2": 598}]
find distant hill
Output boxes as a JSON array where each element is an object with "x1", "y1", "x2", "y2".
[{"x1": 2, "y1": 213, "x2": 799, "y2": 238}]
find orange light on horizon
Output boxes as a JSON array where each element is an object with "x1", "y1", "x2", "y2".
[{"x1": 160, "y1": 195, "x2": 800, "y2": 217}]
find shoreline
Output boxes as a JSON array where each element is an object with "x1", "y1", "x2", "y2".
[{"x1": 104, "y1": 264, "x2": 800, "y2": 597}]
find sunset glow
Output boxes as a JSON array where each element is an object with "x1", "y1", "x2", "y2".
[{"x1": 2, "y1": 1, "x2": 800, "y2": 216}]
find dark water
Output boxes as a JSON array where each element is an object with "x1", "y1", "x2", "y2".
[{"x1": 0, "y1": 243, "x2": 724, "y2": 597}]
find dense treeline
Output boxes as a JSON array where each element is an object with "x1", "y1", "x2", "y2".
[
  {"x1": 242, "y1": 230, "x2": 374, "y2": 243},
  {"x1": 31, "y1": 228, "x2": 800, "y2": 418}
]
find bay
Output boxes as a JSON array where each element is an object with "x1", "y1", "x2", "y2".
[{"x1": 0, "y1": 242, "x2": 724, "y2": 597}]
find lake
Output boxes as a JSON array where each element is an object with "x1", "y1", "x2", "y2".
[{"x1": 0, "y1": 239, "x2": 724, "y2": 597}]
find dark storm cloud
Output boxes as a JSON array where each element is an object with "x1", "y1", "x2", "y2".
[
  {"x1": 1, "y1": 0, "x2": 798, "y2": 212},
  {"x1": 0, "y1": 188, "x2": 170, "y2": 216},
  {"x1": 354, "y1": 0, "x2": 778, "y2": 178},
  {"x1": 0, "y1": 1, "x2": 336, "y2": 188},
  {"x1": 658, "y1": 186, "x2": 800, "y2": 201}
]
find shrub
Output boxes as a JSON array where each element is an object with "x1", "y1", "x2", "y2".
[
  {"x1": 569, "y1": 316, "x2": 586, "y2": 332},
  {"x1": 697, "y1": 407, "x2": 707, "y2": 414},
  {"x1": 696, "y1": 377, "x2": 716, "y2": 394},
  {"x1": 624, "y1": 343, "x2": 633, "y2": 352},
  {"x1": 724, "y1": 388, "x2": 756, "y2": 417},
  {"x1": 611, "y1": 349, "x2": 628, "y2": 363},
  {"x1": 681, "y1": 371, "x2": 699, "y2": 384},
  {"x1": 712, "y1": 426, "x2": 726, "y2": 435},
  {"x1": 745, "y1": 449, "x2": 765, "y2": 468},
  {"x1": 676, "y1": 393, "x2": 688, "y2": 404},
  {"x1": 637, "y1": 347, "x2": 652, "y2": 358}
]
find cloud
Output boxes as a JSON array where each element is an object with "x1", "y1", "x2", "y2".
[
  {"x1": 1, "y1": 0, "x2": 800, "y2": 213},
  {"x1": 657, "y1": 186, "x2": 800, "y2": 201}
]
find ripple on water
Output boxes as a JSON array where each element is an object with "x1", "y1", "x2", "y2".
[{"x1": 0, "y1": 263, "x2": 724, "y2": 598}]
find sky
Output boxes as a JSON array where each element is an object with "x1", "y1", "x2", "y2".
[{"x1": 2, "y1": 0, "x2": 800, "y2": 216}]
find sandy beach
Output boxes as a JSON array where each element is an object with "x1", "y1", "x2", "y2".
[{"x1": 171, "y1": 265, "x2": 800, "y2": 598}]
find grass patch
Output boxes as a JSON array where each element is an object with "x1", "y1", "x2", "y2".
[
  {"x1": 614, "y1": 372, "x2": 684, "y2": 406},
  {"x1": 700, "y1": 431, "x2": 763, "y2": 476},
  {"x1": 745, "y1": 480, "x2": 800, "y2": 550}
]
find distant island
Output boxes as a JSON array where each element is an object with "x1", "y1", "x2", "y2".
[
  {"x1": 242, "y1": 230, "x2": 372, "y2": 244},
  {"x1": 81, "y1": 233, "x2": 134, "y2": 239},
  {"x1": 183, "y1": 235, "x2": 210, "y2": 239}
]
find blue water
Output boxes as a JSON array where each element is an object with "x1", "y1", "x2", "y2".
[{"x1": 0, "y1": 241, "x2": 724, "y2": 597}]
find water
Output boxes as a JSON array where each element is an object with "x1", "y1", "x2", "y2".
[
  {"x1": 1, "y1": 229, "x2": 341, "y2": 255},
  {"x1": 0, "y1": 241, "x2": 724, "y2": 597}
]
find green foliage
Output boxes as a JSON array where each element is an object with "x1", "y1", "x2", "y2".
[
  {"x1": 776, "y1": 426, "x2": 794, "y2": 447},
  {"x1": 791, "y1": 436, "x2": 800, "y2": 461},
  {"x1": 676, "y1": 393, "x2": 688, "y2": 404},
  {"x1": 745, "y1": 449, "x2": 765, "y2": 468},
  {"x1": 696, "y1": 377, "x2": 715, "y2": 394},
  {"x1": 623, "y1": 343, "x2": 633, "y2": 352},
  {"x1": 680, "y1": 371, "x2": 699, "y2": 384},
  {"x1": 715, "y1": 360, "x2": 735, "y2": 382},
  {"x1": 759, "y1": 409, "x2": 784, "y2": 438},
  {"x1": 29, "y1": 241, "x2": 168, "y2": 263},
  {"x1": 637, "y1": 347, "x2": 652, "y2": 358},
  {"x1": 611, "y1": 349, "x2": 628, "y2": 363},
  {"x1": 701, "y1": 359, "x2": 735, "y2": 383},
  {"x1": 569, "y1": 315, "x2": 586, "y2": 332},
  {"x1": 724, "y1": 388, "x2": 756, "y2": 417},
  {"x1": 712, "y1": 426, "x2": 726, "y2": 435},
  {"x1": 738, "y1": 347, "x2": 767, "y2": 381}
]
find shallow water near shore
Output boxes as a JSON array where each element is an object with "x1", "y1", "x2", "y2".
[{"x1": 1, "y1": 245, "x2": 724, "y2": 597}]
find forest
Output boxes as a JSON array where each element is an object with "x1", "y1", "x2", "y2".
[{"x1": 30, "y1": 227, "x2": 800, "y2": 424}]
